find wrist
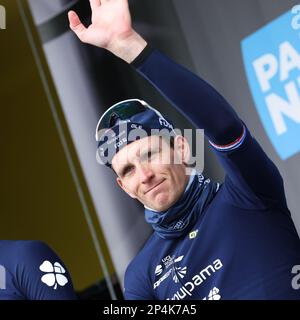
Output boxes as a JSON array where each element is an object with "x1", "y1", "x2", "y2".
[{"x1": 108, "y1": 31, "x2": 147, "y2": 63}]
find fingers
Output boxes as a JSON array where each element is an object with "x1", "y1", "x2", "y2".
[
  {"x1": 68, "y1": 11, "x2": 87, "y2": 42},
  {"x1": 89, "y1": 0, "x2": 101, "y2": 11}
]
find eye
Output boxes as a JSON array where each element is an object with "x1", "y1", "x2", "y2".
[
  {"x1": 141, "y1": 151, "x2": 154, "y2": 162},
  {"x1": 147, "y1": 149, "x2": 159, "y2": 160},
  {"x1": 123, "y1": 166, "x2": 134, "y2": 177},
  {"x1": 140, "y1": 148, "x2": 159, "y2": 163}
]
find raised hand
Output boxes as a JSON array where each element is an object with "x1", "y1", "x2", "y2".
[{"x1": 68, "y1": 0, "x2": 146, "y2": 62}]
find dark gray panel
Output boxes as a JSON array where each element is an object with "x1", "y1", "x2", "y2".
[{"x1": 172, "y1": 0, "x2": 300, "y2": 233}]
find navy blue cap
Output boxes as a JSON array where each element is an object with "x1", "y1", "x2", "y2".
[{"x1": 95, "y1": 99, "x2": 176, "y2": 167}]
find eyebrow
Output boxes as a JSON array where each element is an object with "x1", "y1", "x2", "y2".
[{"x1": 119, "y1": 164, "x2": 133, "y2": 177}]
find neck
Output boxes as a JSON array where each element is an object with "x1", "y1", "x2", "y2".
[{"x1": 144, "y1": 170, "x2": 218, "y2": 239}]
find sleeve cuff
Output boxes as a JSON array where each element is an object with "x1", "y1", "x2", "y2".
[
  {"x1": 209, "y1": 125, "x2": 247, "y2": 152},
  {"x1": 130, "y1": 43, "x2": 155, "y2": 68}
]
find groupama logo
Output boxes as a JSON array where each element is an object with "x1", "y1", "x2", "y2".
[
  {"x1": 39, "y1": 260, "x2": 69, "y2": 290},
  {"x1": 241, "y1": 6, "x2": 300, "y2": 160}
]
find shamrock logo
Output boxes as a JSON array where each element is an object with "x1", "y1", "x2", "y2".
[{"x1": 39, "y1": 260, "x2": 69, "y2": 290}]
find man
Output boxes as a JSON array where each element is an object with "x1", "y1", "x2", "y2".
[
  {"x1": 68, "y1": 0, "x2": 300, "y2": 299},
  {"x1": 0, "y1": 240, "x2": 77, "y2": 300}
]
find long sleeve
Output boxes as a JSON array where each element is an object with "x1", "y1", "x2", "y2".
[
  {"x1": 132, "y1": 45, "x2": 288, "y2": 210},
  {"x1": 131, "y1": 45, "x2": 243, "y2": 146},
  {"x1": 17, "y1": 241, "x2": 77, "y2": 300}
]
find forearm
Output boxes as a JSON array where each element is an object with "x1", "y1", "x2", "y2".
[
  {"x1": 130, "y1": 45, "x2": 243, "y2": 145},
  {"x1": 69, "y1": 0, "x2": 242, "y2": 143}
]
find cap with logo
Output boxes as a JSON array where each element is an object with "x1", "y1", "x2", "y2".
[{"x1": 95, "y1": 99, "x2": 176, "y2": 167}]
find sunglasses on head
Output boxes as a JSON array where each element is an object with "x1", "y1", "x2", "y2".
[{"x1": 95, "y1": 99, "x2": 151, "y2": 141}]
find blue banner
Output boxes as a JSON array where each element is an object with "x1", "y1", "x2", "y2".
[{"x1": 241, "y1": 6, "x2": 300, "y2": 160}]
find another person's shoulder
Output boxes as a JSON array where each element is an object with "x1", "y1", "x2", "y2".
[
  {"x1": 0, "y1": 239, "x2": 52, "y2": 250},
  {"x1": 0, "y1": 240, "x2": 48, "y2": 263},
  {"x1": 12, "y1": 240, "x2": 70, "y2": 279},
  {"x1": 18, "y1": 240, "x2": 77, "y2": 299},
  {"x1": 1, "y1": 240, "x2": 71, "y2": 285},
  {"x1": 0, "y1": 240, "x2": 58, "y2": 262},
  {"x1": 0, "y1": 240, "x2": 77, "y2": 300},
  {"x1": 16, "y1": 240, "x2": 56, "y2": 254}
]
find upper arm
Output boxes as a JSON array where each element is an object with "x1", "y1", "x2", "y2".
[
  {"x1": 16, "y1": 241, "x2": 77, "y2": 300},
  {"x1": 210, "y1": 125, "x2": 288, "y2": 211}
]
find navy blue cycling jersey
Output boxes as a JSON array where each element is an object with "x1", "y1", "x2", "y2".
[
  {"x1": 0, "y1": 240, "x2": 77, "y2": 300},
  {"x1": 124, "y1": 46, "x2": 300, "y2": 300}
]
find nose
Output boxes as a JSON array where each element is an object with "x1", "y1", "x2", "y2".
[{"x1": 138, "y1": 164, "x2": 154, "y2": 184}]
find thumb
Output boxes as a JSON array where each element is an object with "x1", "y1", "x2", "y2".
[{"x1": 68, "y1": 10, "x2": 88, "y2": 42}]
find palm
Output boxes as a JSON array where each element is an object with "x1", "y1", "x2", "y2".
[{"x1": 69, "y1": 0, "x2": 132, "y2": 48}]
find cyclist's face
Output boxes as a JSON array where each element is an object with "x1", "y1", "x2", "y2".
[{"x1": 112, "y1": 135, "x2": 190, "y2": 211}]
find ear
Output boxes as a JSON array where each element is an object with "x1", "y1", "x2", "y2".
[
  {"x1": 174, "y1": 135, "x2": 191, "y2": 165},
  {"x1": 116, "y1": 177, "x2": 137, "y2": 199}
]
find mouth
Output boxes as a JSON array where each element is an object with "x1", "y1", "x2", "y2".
[{"x1": 145, "y1": 179, "x2": 166, "y2": 195}]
